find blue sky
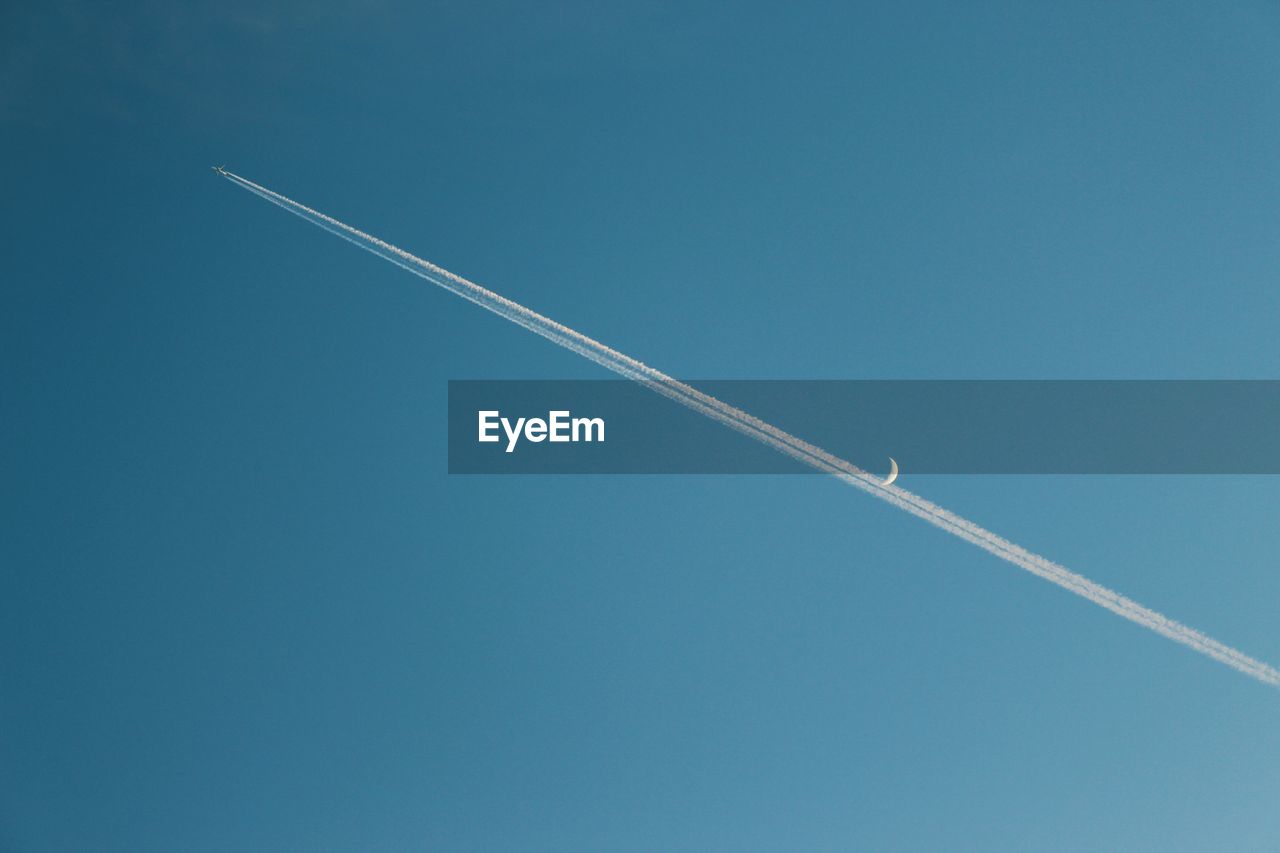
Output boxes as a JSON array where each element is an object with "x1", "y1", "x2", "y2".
[{"x1": 4, "y1": 2, "x2": 1280, "y2": 850}]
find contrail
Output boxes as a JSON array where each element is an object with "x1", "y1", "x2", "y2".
[{"x1": 218, "y1": 168, "x2": 1280, "y2": 688}]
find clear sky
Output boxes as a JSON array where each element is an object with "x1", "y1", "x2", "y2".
[{"x1": 4, "y1": 2, "x2": 1280, "y2": 850}]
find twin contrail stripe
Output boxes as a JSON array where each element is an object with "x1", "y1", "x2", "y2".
[{"x1": 220, "y1": 169, "x2": 1280, "y2": 688}]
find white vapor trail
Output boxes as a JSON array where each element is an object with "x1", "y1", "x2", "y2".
[{"x1": 220, "y1": 169, "x2": 1280, "y2": 688}]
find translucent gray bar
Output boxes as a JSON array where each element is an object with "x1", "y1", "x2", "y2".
[{"x1": 447, "y1": 380, "x2": 1280, "y2": 474}]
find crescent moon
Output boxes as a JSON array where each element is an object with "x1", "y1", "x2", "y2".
[{"x1": 882, "y1": 457, "x2": 899, "y2": 486}]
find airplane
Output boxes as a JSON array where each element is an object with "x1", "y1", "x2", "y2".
[{"x1": 211, "y1": 164, "x2": 228, "y2": 175}]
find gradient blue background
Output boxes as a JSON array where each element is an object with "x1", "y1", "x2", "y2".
[{"x1": 4, "y1": 2, "x2": 1280, "y2": 850}]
